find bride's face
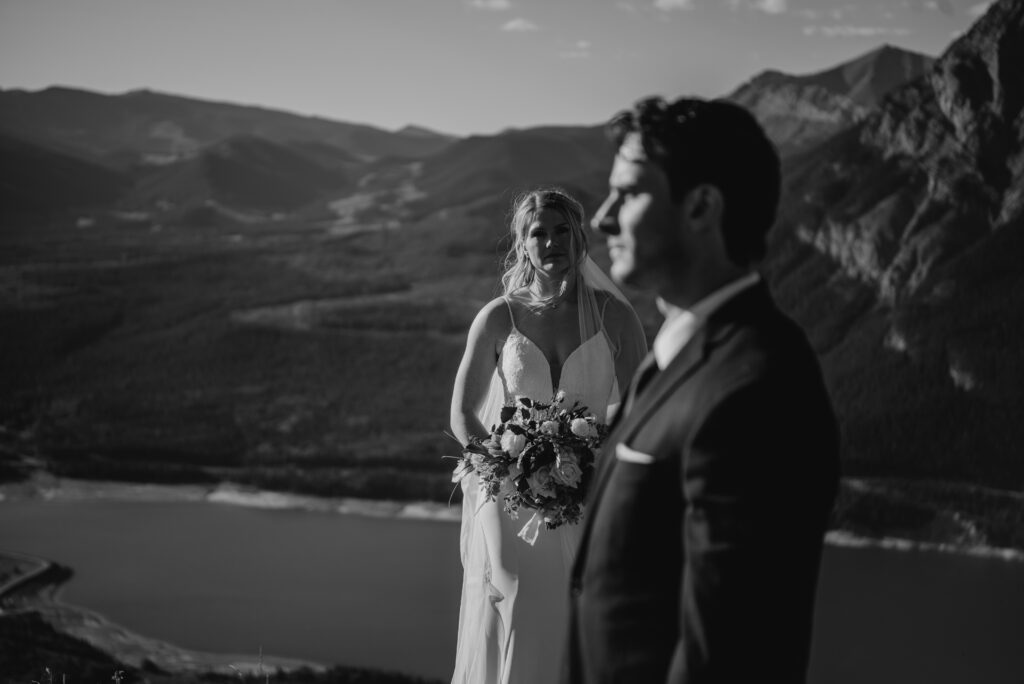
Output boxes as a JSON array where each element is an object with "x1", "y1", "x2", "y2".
[{"x1": 524, "y1": 207, "x2": 575, "y2": 279}]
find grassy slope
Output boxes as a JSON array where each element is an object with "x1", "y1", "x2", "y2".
[{"x1": 0, "y1": 214, "x2": 484, "y2": 502}]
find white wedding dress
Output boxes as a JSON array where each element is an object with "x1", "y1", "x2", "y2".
[{"x1": 451, "y1": 298, "x2": 619, "y2": 684}]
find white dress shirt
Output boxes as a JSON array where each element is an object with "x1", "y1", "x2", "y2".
[{"x1": 652, "y1": 272, "x2": 761, "y2": 370}]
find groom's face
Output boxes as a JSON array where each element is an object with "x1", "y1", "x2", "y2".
[{"x1": 592, "y1": 133, "x2": 687, "y2": 291}]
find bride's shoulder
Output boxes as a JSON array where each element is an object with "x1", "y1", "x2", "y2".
[{"x1": 469, "y1": 296, "x2": 513, "y2": 337}]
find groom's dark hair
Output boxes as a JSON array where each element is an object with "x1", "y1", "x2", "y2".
[{"x1": 606, "y1": 96, "x2": 781, "y2": 267}]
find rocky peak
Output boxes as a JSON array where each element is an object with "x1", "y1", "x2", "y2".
[
  {"x1": 728, "y1": 45, "x2": 933, "y2": 156},
  {"x1": 786, "y1": 0, "x2": 1023, "y2": 304},
  {"x1": 929, "y1": 0, "x2": 1024, "y2": 218}
]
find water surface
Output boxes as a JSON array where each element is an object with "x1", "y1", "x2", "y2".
[{"x1": 2, "y1": 498, "x2": 1022, "y2": 682}]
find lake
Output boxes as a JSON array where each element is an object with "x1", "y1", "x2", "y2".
[{"x1": 2, "y1": 496, "x2": 1023, "y2": 683}]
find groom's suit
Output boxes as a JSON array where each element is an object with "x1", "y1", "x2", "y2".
[{"x1": 566, "y1": 280, "x2": 840, "y2": 684}]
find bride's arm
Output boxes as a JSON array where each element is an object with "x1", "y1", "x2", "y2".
[{"x1": 450, "y1": 297, "x2": 508, "y2": 446}]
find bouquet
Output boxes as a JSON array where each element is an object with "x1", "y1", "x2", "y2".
[{"x1": 451, "y1": 391, "x2": 608, "y2": 544}]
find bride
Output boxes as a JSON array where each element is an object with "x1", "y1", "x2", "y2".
[{"x1": 449, "y1": 188, "x2": 647, "y2": 683}]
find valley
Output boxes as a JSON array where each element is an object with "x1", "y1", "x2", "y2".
[{"x1": 2, "y1": 0, "x2": 1023, "y2": 557}]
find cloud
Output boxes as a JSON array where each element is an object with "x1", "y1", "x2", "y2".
[
  {"x1": 903, "y1": 0, "x2": 953, "y2": 15},
  {"x1": 467, "y1": 0, "x2": 512, "y2": 10},
  {"x1": 803, "y1": 25, "x2": 912, "y2": 37},
  {"x1": 559, "y1": 40, "x2": 592, "y2": 59},
  {"x1": 967, "y1": 2, "x2": 991, "y2": 17},
  {"x1": 728, "y1": 0, "x2": 787, "y2": 14},
  {"x1": 616, "y1": 1, "x2": 639, "y2": 11},
  {"x1": 502, "y1": 17, "x2": 539, "y2": 31},
  {"x1": 752, "y1": 0, "x2": 787, "y2": 13},
  {"x1": 654, "y1": 0, "x2": 694, "y2": 10}
]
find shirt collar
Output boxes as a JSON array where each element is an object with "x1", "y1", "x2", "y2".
[{"x1": 652, "y1": 272, "x2": 761, "y2": 370}]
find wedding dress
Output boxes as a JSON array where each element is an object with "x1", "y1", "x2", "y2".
[{"x1": 451, "y1": 297, "x2": 620, "y2": 684}]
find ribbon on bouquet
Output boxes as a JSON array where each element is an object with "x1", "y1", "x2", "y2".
[{"x1": 517, "y1": 511, "x2": 544, "y2": 545}]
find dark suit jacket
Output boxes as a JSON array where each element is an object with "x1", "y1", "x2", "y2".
[{"x1": 565, "y1": 282, "x2": 840, "y2": 684}]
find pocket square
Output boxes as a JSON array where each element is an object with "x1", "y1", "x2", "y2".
[{"x1": 615, "y1": 444, "x2": 656, "y2": 464}]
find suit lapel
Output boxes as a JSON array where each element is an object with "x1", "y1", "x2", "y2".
[
  {"x1": 575, "y1": 283, "x2": 773, "y2": 565},
  {"x1": 619, "y1": 326, "x2": 710, "y2": 445},
  {"x1": 576, "y1": 327, "x2": 712, "y2": 558}
]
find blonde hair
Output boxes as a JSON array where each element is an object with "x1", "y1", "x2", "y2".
[{"x1": 500, "y1": 188, "x2": 589, "y2": 304}]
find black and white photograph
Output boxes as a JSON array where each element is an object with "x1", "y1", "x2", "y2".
[{"x1": 1, "y1": 1, "x2": 1022, "y2": 683}]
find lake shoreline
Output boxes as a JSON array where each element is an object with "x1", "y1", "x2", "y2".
[
  {"x1": 3, "y1": 473, "x2": 1022, "y2": 560},
  {"x1": 2, "y1": 476, "x2": 1022, "y2": 682},
  {"x1": 0, "y1": 548, "x2": 328, "y2": 677}
]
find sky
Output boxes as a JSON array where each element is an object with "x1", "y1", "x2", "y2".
[{"x1": 0, "y1": 0, "x2": 994, "y2": 136}]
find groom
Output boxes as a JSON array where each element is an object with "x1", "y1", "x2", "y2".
[{"x1": 565, "y1": 97, "x2": 841, "y2": 683}]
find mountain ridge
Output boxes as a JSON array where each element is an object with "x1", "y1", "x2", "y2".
[
  {"x1": 728, "y1": 44, "x2": 934, "y2": 155},
  {"x1": 0, "y1": 85, "x2": 454, "y2": 169},
  {"x1": 762, "y1": 0, "x2": 1024, "y2": 487}
]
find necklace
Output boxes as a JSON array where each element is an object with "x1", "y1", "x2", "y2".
[{"x1": 528, "y1": 286, "x2": 563, "y2": 309}]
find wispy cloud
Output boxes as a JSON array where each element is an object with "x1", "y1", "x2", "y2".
[
  {"x1": 502, "y1": 17, "x2": 539, "y2": 31},
  {"x1": 752, "y1": 0, "x2": 787, "y2": 14},
  {"x1": 966, "y1": 2, "x2": 991, "y2": 17},
  {"x1": 803, "y1": 25, "x2": 912, "y2": 37},
  {"x1": 467, "y1": 0, "x2": 512, "y2": 10},
  {"x1": 903, "y1": 0, "x2": 953, "y2": 15},
  {"x1": 654, "y1": 0, "x2": 694, "y2": 10},
  {"x1": 730, "y1": 0, "x2": 787, "y2": 13},
  {"x1": 560, "y1": 40, "x2": 593, "y2": 59},
  {"x1": 616, "y1": 2, "x2": 639, "y2": 12}
]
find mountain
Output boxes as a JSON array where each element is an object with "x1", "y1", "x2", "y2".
[
  {"x1": 728, "y1": 45, "x2": 934, "y2": 155},
  {"x1": 2, "y1": 12, "x2": 1021, "y2": 553},
  {"x1": 125, "y1": 134, "x2": 351, "y2": 213},
  {"x1": 0, "y1": 132, "x2": 129, "y2": 216},
  {"x1": 396, "y1": 124, "x2": 457, "y2": 141},
  {"x1": 407, "y1": 125, "x2": 611, "y2": 217},
  {"x1": 0, "y1": 87, "x2": 454, "y2": 170},
  {"x1": 763, "y1": 0, "x2": 1024, "y2": 487}
]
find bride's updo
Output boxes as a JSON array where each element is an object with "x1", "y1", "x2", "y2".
[{"x1": 500, "y1": 187, "x2": 589, "y2": 302}]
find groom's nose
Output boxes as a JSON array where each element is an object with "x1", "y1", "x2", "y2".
[{"x1": 592, "y1": 194, "x2": 620, "y2": 235}]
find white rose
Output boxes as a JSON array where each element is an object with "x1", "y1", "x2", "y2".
[
  {"x1": 501, "y1": 431, "x2": 527, "y2": 458},
  {"x1": 570, "y1": 418, "x2": 596, "y2": 438},
  {"x1": 540, "y1": 421, "x2": 560, "y2": 436},
  {"x1": 551, "y1": 450, "x2": 583, "y2": 488},
  {"x1": 526, "y1": 466, "x2": 557, "y2": 498}
]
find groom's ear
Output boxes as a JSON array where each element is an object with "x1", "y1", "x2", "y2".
[{"x1": 680, "y1": 183, "x2": 724, "y2": 235}]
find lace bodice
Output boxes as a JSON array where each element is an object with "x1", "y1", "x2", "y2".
[{"x1": 498, "y1": 307, "x2": 617, "y2": 423}]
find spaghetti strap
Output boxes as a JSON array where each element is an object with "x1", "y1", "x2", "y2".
[{"x1": 503, "y1": 295, "x2": 519, "y2": 332}]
